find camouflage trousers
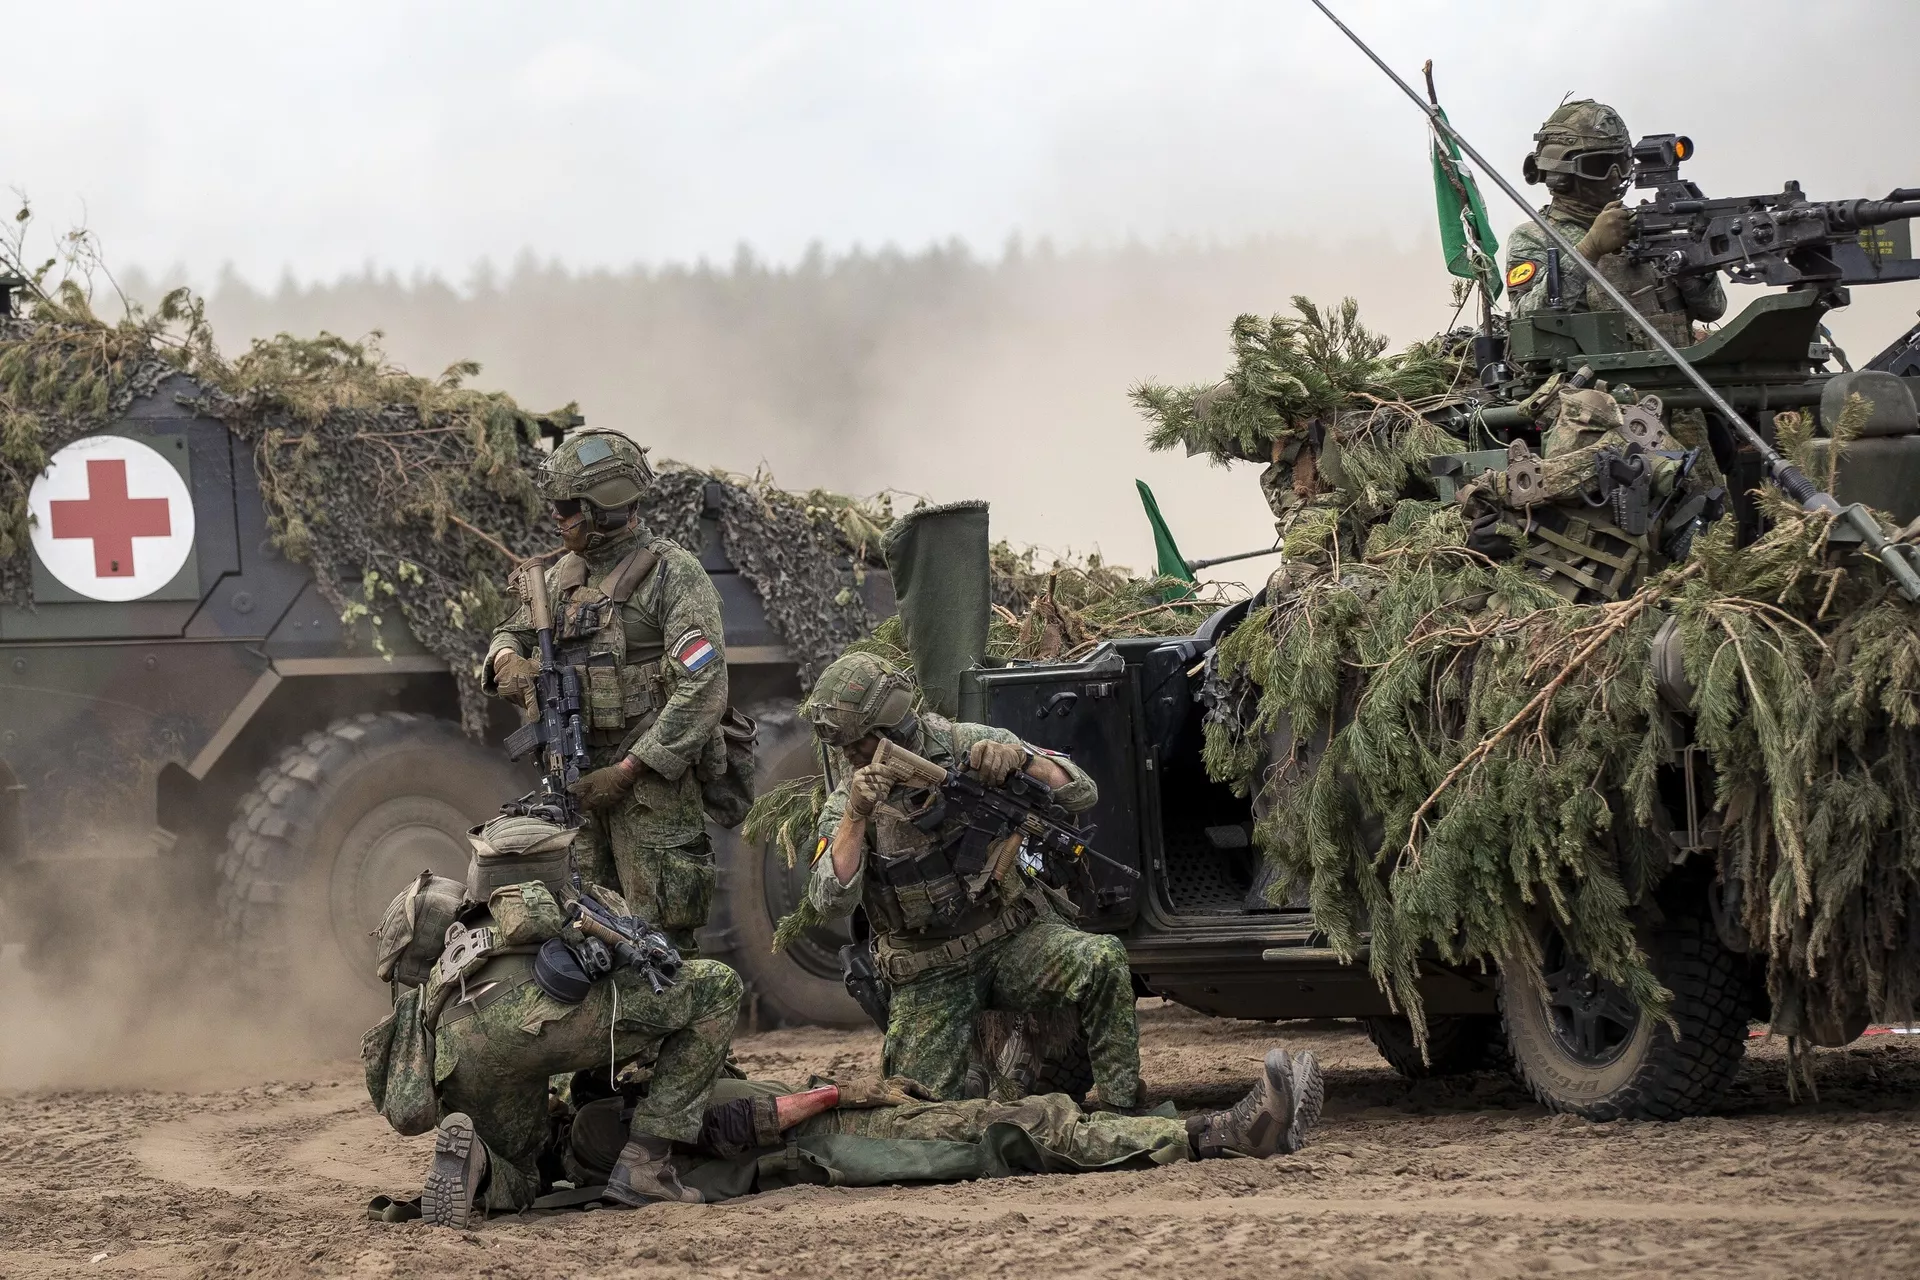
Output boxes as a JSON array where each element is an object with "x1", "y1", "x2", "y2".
[
  {"x1": 883, "y1": 916, "x2": 1141, "y2": 1107},
  {"x1": 433, "y1": 957, "x2": 741, "y2": 1211},
  {"x1": 796, "y1": 1091, "x2": 1187, "y2": 1166},
  {"x1": 574, "y1": 745, "x2": 716, "y2": 955}
]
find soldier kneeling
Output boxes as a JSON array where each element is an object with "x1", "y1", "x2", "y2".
[{"x1": 363, "y1": 814, "x2": 743, "y2": 1227}]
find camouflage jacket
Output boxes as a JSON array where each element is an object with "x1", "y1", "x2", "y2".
[
  {"x1": 806, "y1": 714, "x2": 1096, "y2": 931},
  {"x1": 486, "y1": 526, "x2": 727, "y2": 782},
  {"x1": 1506, "y1": 202, "x2": 1726, "y2": 347}
]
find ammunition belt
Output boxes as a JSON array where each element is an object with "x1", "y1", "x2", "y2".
[{"x1": 874, "y1": 898, "x2": 1037, "y2": 985}]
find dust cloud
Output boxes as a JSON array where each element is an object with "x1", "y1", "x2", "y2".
[{"x1": 140, "y1": 236, "x2": 1920, "y2": 597}]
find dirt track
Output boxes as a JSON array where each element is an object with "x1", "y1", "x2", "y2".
[{"x1": 3, "y1": 1003, "x2": 1919, "y2": 1279}]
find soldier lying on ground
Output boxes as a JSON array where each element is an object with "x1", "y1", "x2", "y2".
[
  {"x1": 363, "y1": 815, "x2": 743, "y2": 1227},
  {"x1": 371, "y1": 1047, "x2": 1325, "y2": 1223}
]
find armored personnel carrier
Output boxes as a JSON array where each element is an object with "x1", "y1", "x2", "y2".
[{"x1": 0, "y1": 365, "x2": 884, "y2": 1029}]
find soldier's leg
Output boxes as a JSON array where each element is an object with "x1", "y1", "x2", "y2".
[
  {"x1": 882, "y1": 962, "x2": 990, "y2": 1100},
  {"x1": 572, "y1": 805, "x2": 620, "y2": 897},
  {"x1": 607, "y1": 786, "x2": 716, "y2": 955},
  {"x1": 985, "y1": 919, "x2": 1142, "y2": 1109},
  {"x1": 800, "y1": 1093, "x2": 1189, "y2": 1169}
]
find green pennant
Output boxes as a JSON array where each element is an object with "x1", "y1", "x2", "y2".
[
  {"x1": 1135, "y1": 479, "x2": 1196, "y2": 584},
  {"x1": 1432, "y1": 106, "x2": 1501, "y2": 299}
]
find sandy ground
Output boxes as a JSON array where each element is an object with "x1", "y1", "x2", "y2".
[{"x1": 3, "y1": 1003, "x2": 1919, "y2": 1280}]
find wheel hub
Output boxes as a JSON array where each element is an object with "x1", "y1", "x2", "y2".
[
  {"x1": 331, "y1": 797, "x2": 472, "y2": 976},
  {"x1": 1540, "y1": 931, "x2": 1639, "y2": 1066}
]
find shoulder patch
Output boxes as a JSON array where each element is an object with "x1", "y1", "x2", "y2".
[
  {"x1": 1507, "y1": 261, "x2": 1538, "y2": 289},
  {"x1": 670, "y1": 627, "x2": 718, "y2": 673},
  {"x1": 813, "y1": 835, "x2": 829, "y2": 863}
]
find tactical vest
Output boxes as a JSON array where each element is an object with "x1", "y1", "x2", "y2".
[
  {"x1": 550, "y1": 539, "x2": 673, "y2": 742},
  {"x1": 1588, "y1": 253, "x2": 1695, "y2": 350}
]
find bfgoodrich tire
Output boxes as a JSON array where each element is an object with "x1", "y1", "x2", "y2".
[
  {"x1": 217, "y1": 712, "x2": 520, "y2": 1005},
  {"x1": 1500, "y1": 909, "x2": 1745, "y2": 1121},
  {"x1": 706, "y1": 703, "x2": 865, "y2": 1028}
]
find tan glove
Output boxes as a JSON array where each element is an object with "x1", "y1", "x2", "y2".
[
  {"x1": 845, "y1": 764, "x2": 895, "y2": 821},
  {"x1": 833, "y1": 1075, "x2": 936, "y2": 1109},
  {"x1": 567, "y1": 758, "x2": 639, "y2": 811},
  {"x1": 967, "y1": 739, "x2": 1029, "y2": 787},
  {"x1": 491, "y1": 650, "x2": 538, "y2": 708},
  {"x1": 1576, "y1": 201, "x2": 1633, "y2": 261}
]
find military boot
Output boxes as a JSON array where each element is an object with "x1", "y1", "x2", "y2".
[
  {"x1": 1188, "y1": 1048, "x2": 1309, "y2": 1159},
  {"x1": 604, "y1": 1131, "x2": 703, "y2": 1207},
  {"x1": 1283, "y1": 1049, "x2": 1325, "y2": 1153},
  {"x1": 422, "y1": 1112, "x2": 489, "y2": 1228}
]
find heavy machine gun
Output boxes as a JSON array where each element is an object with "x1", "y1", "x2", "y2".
[{"x1": 1623, "y1": 134, "x2": 1920, "y2": 289}]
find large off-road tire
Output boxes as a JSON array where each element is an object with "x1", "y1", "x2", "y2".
[
  {"x1": 217, "y1": 712, "x2": 519, "y2": 1004},
  {"x1": 707, "y1": 703, "x2": 864, "y2": 1027},
  {"x1": 1500, "y1": 909, "x2": 1745, "y2": 1121},
  {"x1": 1364, "y1": 1014, "x2": 1502, "y2": 1080}
]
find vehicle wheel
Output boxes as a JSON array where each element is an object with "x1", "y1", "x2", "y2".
[
  {"x1": 1499, "y1": 908, "x2": 1745, "y2": 1121},
  {"x1": 217, "y1": 712, "x2": 519, "y2": 1005},
  {"x1": 706, "y1": 702, "x2": 864, "y2": 1027},
  {"x1": 1364, "y1": 1014, "x2": 1502, "y2": 1080}
]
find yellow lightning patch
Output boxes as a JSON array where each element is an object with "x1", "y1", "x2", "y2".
[
  {"x1": 813, "y1": 835, "x2": 829, "y2": 862},
  {"x1": 1507, "y1": 261, "x2": 1538, "y2": 288}
]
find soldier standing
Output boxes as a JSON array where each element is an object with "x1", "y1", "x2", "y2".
[
  {"x1": 799, "y1": 652, "x2": 1144, "y2": 1109},
  {"x1": 1504, "y1": 99, "x2": 1726, "y2": 347},
  {"x1": 485, "y1": 429, "x2": 729, "y2": 954}
]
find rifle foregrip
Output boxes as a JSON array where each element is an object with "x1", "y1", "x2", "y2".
[{"x1": 873, "y1": 738, "x2": 950, "y2": 788}]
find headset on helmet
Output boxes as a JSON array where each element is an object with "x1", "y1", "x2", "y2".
[
  {"x1": 538, "y1": 428, "x2": 656, "y2": 546},
  {"x1": 1523, "y1": 99, "x2": 1631, "y2": 194},
  {"x1": 803, "y1": 652, "x2": 918, "y2": 748}
]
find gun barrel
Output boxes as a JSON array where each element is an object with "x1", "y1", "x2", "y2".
[
  {"x1": 517, "y1": 560, "x2": 553, "y2": 632},
  {"x1": 1830, "y1": 199, "x2": 1920, "y2": 230}
]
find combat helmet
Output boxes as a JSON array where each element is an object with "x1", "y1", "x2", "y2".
[
  {"x1": 374, "y1": 869, "x2": 467, "y2": 987},
  {"x1": 803, "y1": 652, "x2": 917, "y2": 748},
  {"x1": 1524, "y1": 99, "x2": 1631, "y2": 192},
  {"x1": 538, "y1": 428, "x2": 656, "y2": 548},
  {"x1": 467, "y1": 813, "x2": 577, "y2": 901}
]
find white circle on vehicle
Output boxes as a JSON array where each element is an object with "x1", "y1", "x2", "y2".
[{"x1": 27, "y1": 435, "x2": 196, "y2": 602}]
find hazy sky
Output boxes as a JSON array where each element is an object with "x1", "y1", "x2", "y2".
[{"x1": 9, "y1": 0, "x2": 1916, "y2": 284}]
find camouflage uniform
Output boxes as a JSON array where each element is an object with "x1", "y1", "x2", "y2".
[
  {"x1": 1254, "y1": 427, "x2": 1347, "y2": 571},
  {"x1": 802, "y1": 655, "x2": 1139, "y2": 1108},
  {"x1": 1505, "y1": 100, "x2": 1726, "y2": 349},
  {"x1": 486, "y1": 433, "x2": 729, "y2": 953},
  {"x1": 432, "y1": 882, "x2": 739, "y2": 1211}
]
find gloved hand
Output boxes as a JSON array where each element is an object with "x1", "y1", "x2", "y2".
[
  {"x1": 568, "y1": 758, "x2": 639, "y2": 811},
  {"x1": 844, "y1": 764, "x2": 895, "y2": 821},
  {"x1": 1465, "y1": 509, "x2": 1517, "y2": 562},
  {"x1": 1577, "y1": 201, "x2": 1633, "y2": 261},
  {"x1": 967, "y1": 739, "x2": 1029, "y2": 787},
  {"x1": 833, "y1": 1075, "x2": 936, "y2": 1109},
  {"x1": 492, "y1": 650, "x2": 538, "y2": 708}
]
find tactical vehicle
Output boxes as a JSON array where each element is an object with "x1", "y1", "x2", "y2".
[
  {"x1": 0, "y1": 372, "x2": 883, "y2": 1028},
  {"x1": 860, "y1": 290, "x2": 1920, "y2": 1123}
]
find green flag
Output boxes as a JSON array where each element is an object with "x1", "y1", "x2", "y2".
[
  {"x1": 1431, "y1": 106, "x2": 1501, "y2": 299},
  {"x1": 1135, "y1": 480, "x2": 1197, "y2": 583}
]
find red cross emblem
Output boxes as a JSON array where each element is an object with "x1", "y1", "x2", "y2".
[{"x1": 49, "y1": 458, "x2": 173, "y2": 577}]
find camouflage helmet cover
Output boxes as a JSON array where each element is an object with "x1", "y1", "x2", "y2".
[
  {"x1": 1525, "y1": 99, "x2": 1631, "y2": 184},
  {"x1": 466, "y1": 813, "x2": 577, "y2": 901},
  {"x1": 803, "y1": 651, "x2": 915, "y2": 747},
  {"x1": 374, "y1": 868, "x2": 467, "y2": 986},
  {"x1": 538, "y1": 428, "x2": 656, "y2": 509}
]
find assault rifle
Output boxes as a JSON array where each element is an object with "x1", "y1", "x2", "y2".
[
  {"x1": 1623, "y1": 133, "x2": 1920, "y2": 288},
  {"x1": 502, "y1": 558, "x2": 590, "y2": 827},
  {"x1": 871, "y1": 738, "x2": 1138, "y2": 897},
  {"x1": 565, "y1": 886, "x2": 683, "y2": 994}
]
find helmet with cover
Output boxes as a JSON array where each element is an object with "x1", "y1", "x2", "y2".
[
  {"x1": 466, "y1": 813, "x2": 578, "y2": 901},
  {"x1": 374, "y1": 869, "x2": 468, "y2": 986},
  {"x1": 802, "y1": 652, "x2": 917, "y2": 748},
  {"x1": 538, "y1": 428, "x2": 656, "y2": 547},
  {"x1": 1523, "y1": 99, "x2": 1631, "y2": 198}
]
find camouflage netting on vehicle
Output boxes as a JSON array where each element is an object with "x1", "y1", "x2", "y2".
[
  {"x1": 1200, "y1": 398, "x2": 1920, "y2": 1048},
  {"x1": 0, "y1": 283, "x2": 890, "y2": 731}
]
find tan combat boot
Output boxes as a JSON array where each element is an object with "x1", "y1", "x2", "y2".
[
  {"x1": 422, "y1": 1112, "x2": 490, "y2": 1227},
  {"x1": 1188, "y1": 1048, "x2": 1321, "y2": 1158},
  {"x1": 604, "y1": 1131, "x2": 703, "y2": 1207}
]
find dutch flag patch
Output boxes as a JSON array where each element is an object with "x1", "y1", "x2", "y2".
[{"x1": 672, "y1": 628, "x2": 717, "y2": 674}]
